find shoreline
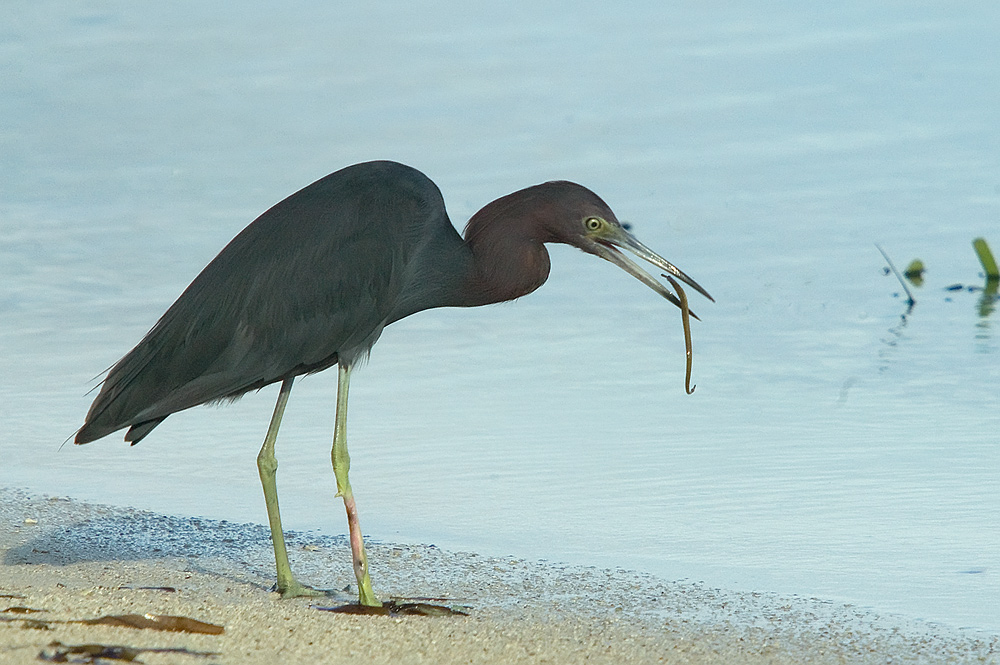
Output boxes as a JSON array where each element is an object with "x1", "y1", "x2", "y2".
[{"x1": 2, "y1": 487, "x2": 996, "y2": 664}]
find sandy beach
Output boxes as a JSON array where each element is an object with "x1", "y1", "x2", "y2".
[{"x1": 1, "y1": 488, "x2": 995, "y2": 664}]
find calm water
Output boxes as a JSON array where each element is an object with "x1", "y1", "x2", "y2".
[{"x1": 2, "y1": 2, "x2": 998, "y2": 631}]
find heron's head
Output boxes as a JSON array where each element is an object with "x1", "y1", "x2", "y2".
[{"x1": 536, "y1": 181, "x2": 715, "y2": 312}]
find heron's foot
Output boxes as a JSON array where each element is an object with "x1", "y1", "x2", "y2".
[
  {"x1": 358, "y1": 576, "x2": 380, "y2": 607},
  {"x1": 275, "y1": 580, "x2": 353, "y2": 600},
  {"x1": 276, "y1": 580, "x2": 325, "y2": 599}
]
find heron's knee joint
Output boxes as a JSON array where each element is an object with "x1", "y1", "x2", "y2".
[{"x1": 257, "y1": 452, "x2": 278, "y2": 476}]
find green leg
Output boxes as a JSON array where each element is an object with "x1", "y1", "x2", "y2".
[
  {"x1": 257, "y1": 377, "x2": 322, "y2": 598},
  {"x1": 332, "y1": 363, "x2": 380, "y2": 607}
]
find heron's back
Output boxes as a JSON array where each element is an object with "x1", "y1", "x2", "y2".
[{"x1": 76, "y1": 161, "x2": 468, "y2": 444}]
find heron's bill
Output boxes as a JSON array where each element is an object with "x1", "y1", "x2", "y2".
[{"x1": 585, "y1": 225, "x2": 713, "y2": 315}]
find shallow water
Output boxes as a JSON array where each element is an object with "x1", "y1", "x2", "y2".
[{"x1": 2, "y1": 1, "x2": 998, "y2": 631}]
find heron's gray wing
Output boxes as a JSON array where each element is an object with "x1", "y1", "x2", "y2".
[{"x1": 77, "y1": 161, "x2": 450, "y2": 444}]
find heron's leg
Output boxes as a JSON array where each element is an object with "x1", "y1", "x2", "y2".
[
  {"x1": 331, "y1": 363, "x2": 380, "y2": 607},
  {"x1": 257, "y1": 377, "x2": 321, "y2": 598}
]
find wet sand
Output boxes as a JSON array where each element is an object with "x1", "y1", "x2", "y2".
[{"x1": 1, "y1": 488, "x2": 995, "y2": 664}]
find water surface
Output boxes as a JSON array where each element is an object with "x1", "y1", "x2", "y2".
[{"x1": 2, "y1": 1, "x2": 997, "y2": 631}]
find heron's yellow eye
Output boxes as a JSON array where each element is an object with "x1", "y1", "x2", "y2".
[{"x1": 584, "y1": 217, "x2": 604, "y2": 232}]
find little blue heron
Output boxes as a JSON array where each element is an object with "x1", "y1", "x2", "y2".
[{"x1": 75, "y1": 160, "x2": 713, "y2": 606}]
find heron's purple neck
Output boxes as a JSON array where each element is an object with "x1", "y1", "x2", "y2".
[{"x1": 460, "y1": 189, "x2": 559, "y2": 306}]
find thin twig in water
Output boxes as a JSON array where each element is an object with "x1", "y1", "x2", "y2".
[{"x1": 876, "y1": 244, "x2": 915, "y2": 308}]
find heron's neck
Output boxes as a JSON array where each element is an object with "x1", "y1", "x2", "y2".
[{"x1": 461, "y1": 195, "x2": 552, "y2": 306}]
